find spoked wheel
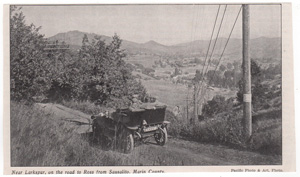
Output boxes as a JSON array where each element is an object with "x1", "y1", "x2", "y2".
[
  {"x1": 92, "y1": 123, "x2": 112, "y2": 149},
  {"x1": 154, "y1": 127, "x2": 168, "y2": 146},
  {"x1": 124, "y1": 133, "x2": 134, "y2": 154},
  {"x1": 117, "y1": 126, "x2": 134, "y2": 154}
]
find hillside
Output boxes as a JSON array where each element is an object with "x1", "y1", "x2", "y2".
[
  {"x1": 10, "y1": 101, "x2": 281, "y2": 166},
  {"x1": 48, "y1": 30, "x2": 281, "y2": 60}
]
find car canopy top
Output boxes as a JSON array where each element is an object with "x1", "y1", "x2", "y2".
[{"x1": 112, "y1": 102, "x2": 167, "y2": 126}]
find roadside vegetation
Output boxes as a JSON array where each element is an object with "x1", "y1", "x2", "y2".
[
  {"x1": 167, "y1": 108, "x2": 282, "y2": 156},
  {"x1": 11, "y1": 101, "x2": 122, "y2": 166},
  {"x1": 11, "y1": 101, "x2": 281, "y2": 166},
  {"x1": 11, "y1": 101, "x2": 192, "y2": 166},
  {"x1": 10, "y1": 6, "x2": 149, "y2": 107}
]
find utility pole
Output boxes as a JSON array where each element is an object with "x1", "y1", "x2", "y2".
[
  {"x1": 186, "y1": 98, "x2": 189, "y2": 120},
  {"x1": 44, "y1": 40, "x2": 69, "y2": 71},
  {"x1": 184, "y1": 97, "x2": 190, "y2": 121},
  {"x1": 242, "y1": 4, "x2": 252, "y2": 139},
  {"x1": 193, "y1": 84, "x2": 198, "y2": 124}
]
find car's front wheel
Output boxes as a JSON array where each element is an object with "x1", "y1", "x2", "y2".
[{"x1": 154, "y1": 127, "x2": 168, "y2": 146}]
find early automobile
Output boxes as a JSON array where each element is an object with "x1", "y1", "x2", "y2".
[{"x1": 91, "y1": 102, "x2": 170, "y2": 153}]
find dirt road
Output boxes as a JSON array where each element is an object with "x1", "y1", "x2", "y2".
[{"x1": 36, "y1": 103, "x2": 281, "y2": 166}]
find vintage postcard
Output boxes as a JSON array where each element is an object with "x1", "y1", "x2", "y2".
[{"x1": 2, "y1": 3, "x2": 295, "y2": 174}]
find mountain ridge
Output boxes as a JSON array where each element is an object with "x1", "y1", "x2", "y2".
[{"x1": 48, "y1": 30, "x2": 281, "y2": 59}]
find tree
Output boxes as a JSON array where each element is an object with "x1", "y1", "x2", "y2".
[
  {"x1": 10, "y1": 6, "x2": 48, "y2": 101},
  {"x1": 227, "y1": 63, "x2": 233, "y2": 70},
  {"x1": 194, "y1": 58, "x2": 201, "y2": 64},
  {"x1": 233, "y1": 61, "x2": 241, "y2": 86},
  {"x1": 224, "y1": 70, "x2": 234, "y2": 88},
  {"x1": 174, "y1": 67, "x2": 181, "y2": 76},
  {"x1": 219, "y1": 64, "x2": 226, "y2": 72},
  {"x1": 236, "y1": 59, "x2": 266, "y2": 110},
  {"x1": 78, "y1": 34, "x2": 147, "y2": 106},
  {"x1": 202, "y1": 95, "x2": 233, "y2": 117}
]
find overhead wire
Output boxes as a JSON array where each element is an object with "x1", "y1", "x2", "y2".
[
  {"x1": 192, "y1": 5, "x2": 222, "y2": 115},
  {"x1": 190, "y1": 5, "x2": 221, "y2": 110},
  {"x1": 199, "y1": 5, "x2": 221, "y2": 85},
  {"x1": 185, "y1": 5, "x2": 201, "y2": 105},
  {"x1": 186, "y1": 5, "x2": 242, "y2": 114},
  {"x1": 188, "y1": 5, "x2": 197, "y2": 55},
  {"x1": 201, "y1": 5, "x2": 227, "y2": 83},
  {"x1": 186, "y1": 5, "x2": 208, "y2": 104},
  {"x1": 197, "y1": 5, "x2": 243, "y2": 106},
  {"x1": 208, "y1": 5, "x2": 242, "y2": 86},
  {"x1": 196, "y1": 5, "x2": 227, "y2": 97}
]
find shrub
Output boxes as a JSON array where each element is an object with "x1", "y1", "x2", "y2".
[
  {"x1": 236, "y1": 59, "x2": 273, "y2": 111},
  {"x1": 202, "y1": 95, "x2": 234, "y2": 118},
  {"x1": 168, "y1": 108, "x2": 282, "y2": 155}
]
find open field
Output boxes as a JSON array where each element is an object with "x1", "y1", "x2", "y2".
[
  {"x1": 125, "y1": 54, "x2": 159, "y2": 68},
  {"x1": 141, "y1": 79, "x2": 237, "y2": 109}
]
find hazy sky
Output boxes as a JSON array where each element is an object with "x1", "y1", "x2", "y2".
[{"x1": 20, "y1": 4, "x2": 281, "y2": 45}]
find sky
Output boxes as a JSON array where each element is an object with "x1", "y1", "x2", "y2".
[{"x1": 20, "y1": 4, "x2": 281, "y2": 45}]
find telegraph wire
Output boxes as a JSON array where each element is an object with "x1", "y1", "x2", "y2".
[
  {"x1": 201, "y1": 5, "x2": 227, "y2": 84},
  {"x1": 197, "y1": 5, "x2": 227, "y2": 96},
  {"x1": 197, "y1": 6, "x2": 242, "y2": 106},
  {"x1": 199, "y1": 5, "x2": 221, "y2": 84},
  {"x1": 208, "y1": 6, "x2": 242, "y2": 86}
]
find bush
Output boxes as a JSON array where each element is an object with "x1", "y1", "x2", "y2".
[
  {"x1": 202, "y1": 95, "x2": 234, "y2": 118},
  {"x1": 168, "y1": 108, "x2": 282, "y2": 155},
  {"x1": 236, "y1": 59, "x2": 273, "y2": 111},
  {"x1": 142, "y1": 67, "x2": 155, "y2": 75}
]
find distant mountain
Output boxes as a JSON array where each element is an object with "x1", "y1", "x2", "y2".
[
  {"x1": 48, "y1": 30, "x2": 133, "y2": 50},
  {"x1": 48, "y1": 30, "x2": 281, "y2": 60}
]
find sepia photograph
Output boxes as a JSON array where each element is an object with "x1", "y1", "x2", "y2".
[{"x1": 2, "y1": 2, "x2": 296, "y2": 174}]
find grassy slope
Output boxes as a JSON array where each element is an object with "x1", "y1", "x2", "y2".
[
  {"x1": 11, "y1": 102, "x2": 126, "y2": 166},
  {"x1": 167, "y1": 108, "x2": 282, "y2": 155},
  {"x1": 11, "y1": 102, "x2": 281, "y2": 166}
]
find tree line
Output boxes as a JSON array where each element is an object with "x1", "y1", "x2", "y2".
[
  {"x1": 193, "y1": 59, "x2": 281, "y2": 90},
  {"x1": 201, "y1": 59, "x2": 282, "y2": 118},
  {"x1": 10, "y1": 6, "x2": 148, "y2": 107}
]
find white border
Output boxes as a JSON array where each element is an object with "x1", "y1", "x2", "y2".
[{"x1": 1, "y1": 0, "x2": 299, "y2": 177}]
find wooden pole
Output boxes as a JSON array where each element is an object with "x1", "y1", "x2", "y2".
[
  {"x1": 193, "y1": 85, "x2": 197, "y2": 123},
  {"x1": 186, "y1": 98, "x2": 189, "y2": 120},
  {"x1": 242, "y1": 4, "x2": 252, "y2": 139}
]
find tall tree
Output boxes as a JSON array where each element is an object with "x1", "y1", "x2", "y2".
[
  {"x1": 10, "y1": 6, "x2": 48, "y2": 100},
  {"x1": 237, "y1": 60, "x2": 264, "y2": 109},
  {"x1": 78, "y1": 34, "x2": 147, "y2": 106}
]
